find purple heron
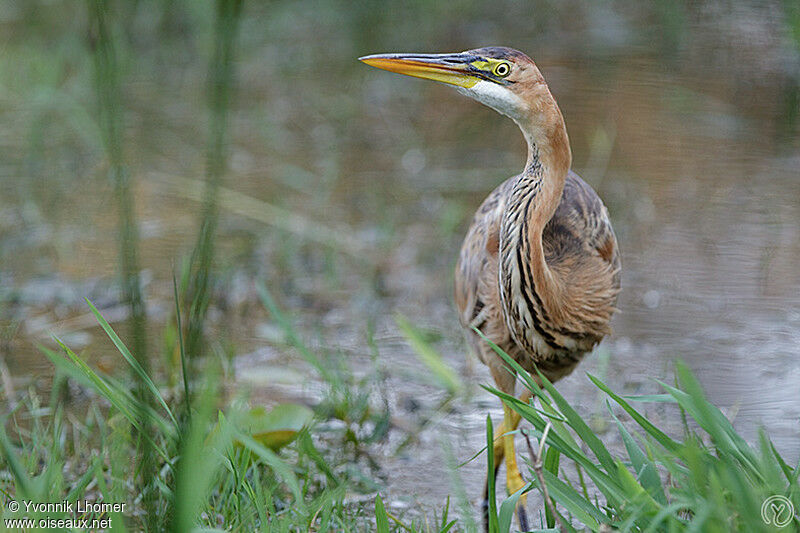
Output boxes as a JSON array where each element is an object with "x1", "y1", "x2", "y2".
[{"x1": 360, "y1": 47, "x2": 621, "y2": 529}]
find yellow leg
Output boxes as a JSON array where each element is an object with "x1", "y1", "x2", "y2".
[
  {"x1": 496, "y1": 391, "x2": 533, "y2": 531},
  {"x1": 484, "y1": 390, "x2": 533, "y2": 532},
  {"x1": 492, "y1": 389, "x2": 531, "y2": 466},
  {"x1": 503, "y1": 403, "x2": 526, "y2": 498}
]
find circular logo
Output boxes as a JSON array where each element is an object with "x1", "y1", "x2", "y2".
[{"x1": 761, "y1": 495, "x2": 795, "y2": 529}]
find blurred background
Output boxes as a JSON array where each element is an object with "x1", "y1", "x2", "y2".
[{"x1": 1, "y1": 0, "x2": 799, "y2": 515}]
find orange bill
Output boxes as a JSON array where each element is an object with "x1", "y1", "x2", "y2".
[{"x1": 359, "y1": 52, "x2": 479, "y2": 88}]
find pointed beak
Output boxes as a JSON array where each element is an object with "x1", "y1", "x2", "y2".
[{"x1": 358, "y1": 52, "x2": 480, "y2": 88}]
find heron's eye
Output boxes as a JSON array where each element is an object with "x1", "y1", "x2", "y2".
[{"x1": 493, "y1": 62, "x2": 511, "y2": 77}]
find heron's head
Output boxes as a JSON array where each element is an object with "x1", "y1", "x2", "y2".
[{"x1": 359, "y1": 47, "x2": 545, "y2": 123}]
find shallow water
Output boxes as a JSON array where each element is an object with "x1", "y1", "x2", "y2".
[{"x1": 1, "y1": 0, "x2": 799, "y2": 521}]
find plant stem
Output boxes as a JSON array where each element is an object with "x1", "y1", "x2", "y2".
[
  {"x1": 86, "y1": 0, "x2": 155, "y2": 523},
  {"x1": 524, "y1": 422, "x2": 565, "y2": 532},
  {"x1": 185, "y1": 0, "x2": 244, "y2": 366}
]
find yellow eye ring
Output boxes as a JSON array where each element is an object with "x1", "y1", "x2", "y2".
[{"x1": 494, "y1": 62, "x2": 511, "y2": 77}]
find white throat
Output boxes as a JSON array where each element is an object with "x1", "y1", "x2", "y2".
[{"x1": 456, "y1": 80, "x2": 525, "y2": 121}]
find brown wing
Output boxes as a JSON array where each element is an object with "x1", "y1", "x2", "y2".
[
  {"x1": 542, "y1": 171, "x2": 621, "y2": 339},
  {"x1": 454, "y1": 176, "x2": 514, "y2": 333},
  {"x1": 545, "y1": 171, "x2": 620, "y2": 286}
]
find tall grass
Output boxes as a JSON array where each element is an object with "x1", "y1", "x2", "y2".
[
  {"x1": 478, "y1": 333, "x2": 800, "y2": 532},
  {"x1": 0, "y1": 295, "x2": 438, "y2": 531},
  {"x1": 86, "y1": 0, "x2": 156, "y2": 522},
  {"x1": 185, "y1": 0, "x2": 245, "y2": 367}
]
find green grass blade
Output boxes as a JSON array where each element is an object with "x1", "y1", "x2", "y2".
[
  {"x1": 39, "y1": 344, "x2": 95, "y2": 390},
  {"x1": 50, "y1": 338, "x2": 173, "y2": 462},
  {"x1": 609, "y1": 405, "x2": 666, "y2": 504},
  {"x1": 656, "y1": 378, "x2": 761, "y2": 477},
  {"x1": 170, "y1": 374, "x2": 232, "y2": 532},
  {"x1": 65, "y1": 454, "x2": 103, "y2": 503},
  {"x1": 397, "y1": 315, "x2": 462, "y2": 394},
  {"x1": 672, "y1": 361, "x2": 760, "y2": 473},
  {"x1": 296, "y1": 429, "x2": 340, "y2": 486},
  {"x1": 536, "y1": 468, "x2": 605, "y2": 528},
  {"x1": 55, "y1": 337, "x2": 137, "y2": 422},
  {"x1": 622, "y1": 394, "x2": 678, "y2": 403},
  {"x1": 534, "y1": 368, "x2": 616, "y2": 475},
  {"x1": 375, "y1": 494, "x2": 390, "y2": 533},
  {"x1": 256, "y1": 281, "x2": 330, "y2": 381},
  {"x1": 587, "y1": 373, "x2": 681, "y2": 453},
  {"x1": 544, "y1": 447, "x2": 560, "y2": 528},
  {"x1": 472, "y1": 333, "x2": 585, "y2": 455},
  {"x1": 485, "y1": 385, "x2": 628, "y2": 505},
  {"x1": 497, "y1": 485, "x2": 525, "y2": 533},
  {"x1": 237, "y1": 433, "x2": 307, "y2": 515},
  {"x1": 486, "y1": 415, "x2": 499, "y2": 533},
  {"x1": 173, "y1": 270, "x2": 191, "y2": 419},
  {"x1": 473, "y1": 328, "x2": 550, "y2": 406},
  {"x1": 484, "y1": 386, "x2": 584, "y2": 463},
  {"x1": 0, "y1": 424, "x2": 35, "y2": 498},
  {"x1": 641, "y1": 503, "x2": 689, "y2": 533},
  {"x1": 612, "y1": 459, "x2": 662, "y2": 521},
  {"x1": 769, "y1": 439, "x2": 797, "y2": 485},
  {"x1": 85, "y1": 298, "x2": 178, "y2": 428}
]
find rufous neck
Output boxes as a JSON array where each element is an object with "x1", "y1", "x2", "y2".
[
  {"x1": 503, "y1": 85, "x2": 571, "y2": 321},
  {"x1": 516, "y1": 86, "x2": 571, "y2": 226}
]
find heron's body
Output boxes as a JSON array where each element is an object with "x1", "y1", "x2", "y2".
[
  {"x1": 456, "y1": 170, "x2": 620, "y2": 394},
  {"x1": 360, "y1": 46, "x2": 621, "y2": 529}
]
